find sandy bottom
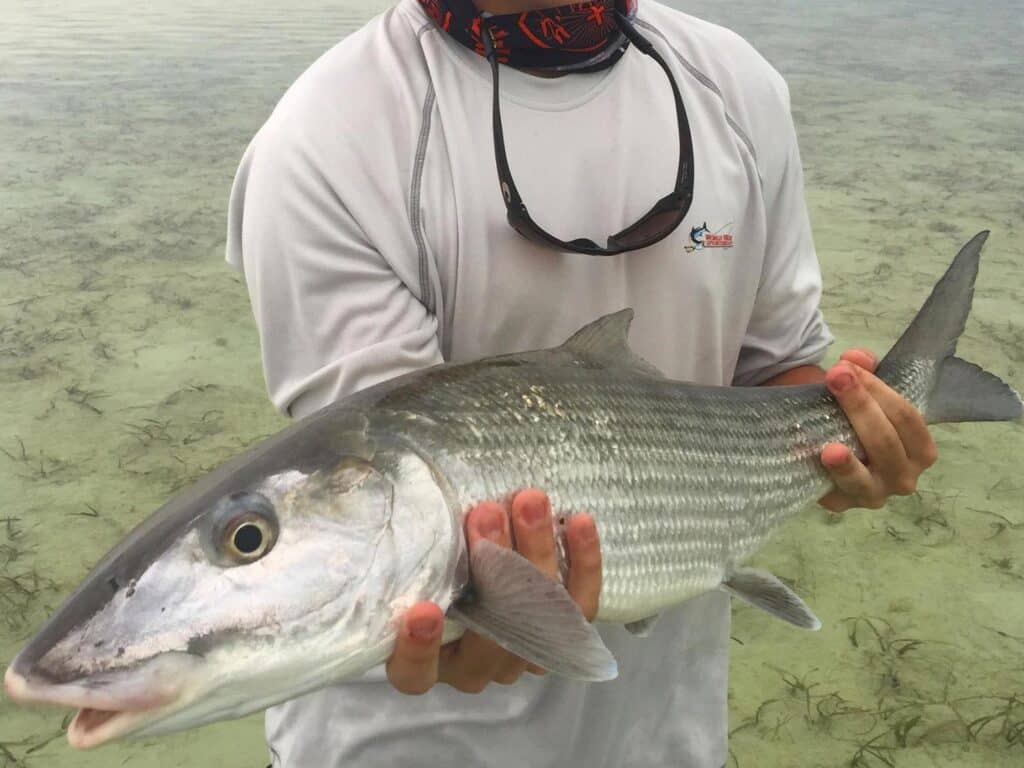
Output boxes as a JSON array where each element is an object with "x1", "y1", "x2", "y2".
[{"x1": 1, "y1": 1, "x2": 1021, "y2": 766}]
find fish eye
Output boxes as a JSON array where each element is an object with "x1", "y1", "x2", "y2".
[
  {"x1": 206, "y1": 491, "x2": 278, "y2": 566},
  {"x1": 222, "y1": 515, "x2": 273, "y2": 563},
  {"x1": 233, "y1": 522, "x2": 264, "y2": 554}
]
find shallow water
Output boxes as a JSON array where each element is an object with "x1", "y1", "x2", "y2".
[{"x1": 0, "y1": 1, "x2": 1021, "y2": 766}]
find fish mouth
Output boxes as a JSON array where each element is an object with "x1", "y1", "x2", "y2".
[
  {"x1": 66, "y1": 705, "x2": 159, "y2": 749},
  {"x1": 4, "y1": 659, "x2": 191, "y2": 749}
]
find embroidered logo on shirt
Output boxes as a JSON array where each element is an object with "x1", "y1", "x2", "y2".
[{"x1": 685, "y1": 221, "x2": 734, "y2": 252}]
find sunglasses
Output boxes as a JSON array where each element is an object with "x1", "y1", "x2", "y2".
[{"x1": 481, "y1": 11, "x2": 695, "y2": 256}]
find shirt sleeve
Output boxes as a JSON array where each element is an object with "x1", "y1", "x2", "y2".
[
  {"x1": 731, "y1": 71, "x2": 833, "y2": 387},
  {"x1": 225, "y1": 118, "x2": 442, "y2": 420}
]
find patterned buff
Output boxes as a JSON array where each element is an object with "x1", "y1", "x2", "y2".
[{"x1": 418, "y1": 0, "x2": 639, "y2": 72}]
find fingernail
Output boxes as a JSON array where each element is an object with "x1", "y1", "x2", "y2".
[
  {"x1": 830, "y1": 371, "x2": 855, "y2": 393},
  {"x1": 823, "y1": 451, "x2": 848, "y2": 469},
  {"x1": 475, "y1": 507, "x2": 506, "y2": 543},
  {"x1": 408, "y1": 616, "x2": 439, "y2": 641},
  {"x1": 576, "y1": 516, "x2": 597, "y2": 544},
  {"x1": 520, "y1": 496, "x2": 548, "y2": 527}
]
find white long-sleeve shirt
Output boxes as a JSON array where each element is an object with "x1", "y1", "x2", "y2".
[{"x1": 226, "y1": 1, "x2": 832, "y2": 765}]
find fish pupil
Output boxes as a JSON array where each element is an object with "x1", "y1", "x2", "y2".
[{"x1": 233, "y1": 523, "x2": 264, "y2": 554}]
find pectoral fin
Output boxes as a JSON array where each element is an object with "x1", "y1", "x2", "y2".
[
  {"x1": 721, "y1": 568, "x2": 821, "y2": 630},
  {"x1": 448, "y1": 539, "x2": 618, "y2": 681}
]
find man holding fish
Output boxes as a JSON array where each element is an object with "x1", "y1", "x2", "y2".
[{"x1": 223, "y1": 0, "x2": 941, "y2": 765}]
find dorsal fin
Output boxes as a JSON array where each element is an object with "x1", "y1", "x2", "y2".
[{"x1": 560, "y1": 309, "x2": 664, "y2": 377}]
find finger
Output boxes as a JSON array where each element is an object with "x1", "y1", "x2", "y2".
[
  {"x1": 465, "y1": 500, "x2": 511, "y2": 550},
  {"x1": 565, "y1": 513, "x2": 602, "y2": 621},
  {"x1": 820, "y1": 442, "x2": 885, "y2": 510},
  {"x1": 827, "y1": 362, "x2": 908, "y2": 477},
  {"x1": 491, "y1": 490, "x2": 557, "y2": 685},
  {"x1": 439, "y1": 627, "x2": 513, "y2": 692},
  {"x1": 492, "y1": 655, "x2": 529, "y2": 685},
  {"x1": 818, "y1": 488, "x2": 855, "y2": 515},
  {"x1": 856, "y1": 372, "x2": 937, "y2": 471},
  {"x1": 510, "y1": 489, "x2": 559, "y2": 578},
  {"x1": 439, "y1": 503, "x2": 515, "y2": 692},
  {"x1": 386, "y1": 602, "x2": 444, "y2": 695},
  {"x1": 839, "y1": 348, "x2": 878, "y2": 373},
  {"x1": 474, "y1": 495, "x2": 555, "y2": 677}
]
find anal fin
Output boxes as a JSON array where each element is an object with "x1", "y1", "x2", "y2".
[
  {"x1": 448, "y1": 539, "x2": 618, "y2": 681},
  {"x1": 721, "y1": 568, "x2": 821, "y2": 630},
  {"x1": 624, "y1": 614, "x2": 660, "y2": 637}
]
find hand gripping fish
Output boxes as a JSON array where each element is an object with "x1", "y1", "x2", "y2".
[{"x1": 5, "y1": 232, "x2": 1021, "y2": 748}]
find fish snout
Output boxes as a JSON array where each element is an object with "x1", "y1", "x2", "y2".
[
  {"x1": 4, "y1": 663, "x2": 31, "y2": 703},
  {"x1": 4, "y1": 652, "x2": 198, "y2": 749}
]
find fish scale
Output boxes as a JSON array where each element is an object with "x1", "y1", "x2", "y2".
[{"x1": 375, "y1": 356, "x2": 874, "y2": 621}]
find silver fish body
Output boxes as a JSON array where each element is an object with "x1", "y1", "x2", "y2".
[
  {"x1": 4, "y1": 232, "x2": 1021, "y2": 747},
  {"x1": 367, "y1": 343, "x2": 879, "y2": 622}
]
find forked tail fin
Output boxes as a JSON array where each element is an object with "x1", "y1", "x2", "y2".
[{"x1": 877, "y1": 231, "x2": 1023, "y2": 424}]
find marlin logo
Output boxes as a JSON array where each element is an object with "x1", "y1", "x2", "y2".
[
  {"x1": 686, "y1": 221, "x2": 734, "y2": 253},
  {"x1": 689, "y1": 222, "x2": 710, "y2": 250}
]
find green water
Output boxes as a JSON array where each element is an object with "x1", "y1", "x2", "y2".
[{"x1": 1, "y1": 1, "x2": 1021, "y2": 766}]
